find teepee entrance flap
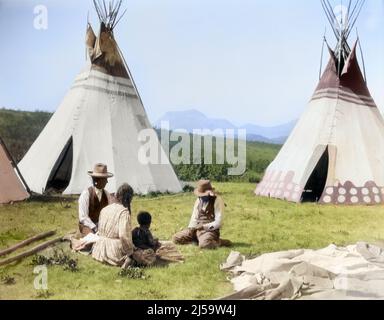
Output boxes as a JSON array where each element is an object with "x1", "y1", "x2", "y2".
[
  {"x1": 46, "y1": 137, "x2": 73, "y2": 192},
  {"x1": 302, "y1": 146, "x2": 330, "y2": 202}
]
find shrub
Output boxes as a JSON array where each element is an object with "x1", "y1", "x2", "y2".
[
  {"x1": 118, "y1": 267, "x2": 148, "y2": 279},
  {"x1": 31, "y1": 250, "x2": 79, "y2": 272},
  {"x1": 1, "y1": 275, "x2": 16, "y2": 285}
]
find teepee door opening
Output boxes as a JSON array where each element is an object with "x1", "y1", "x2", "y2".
[
  {"x1": 302, "y1": 147, "x2": 329, "y2": 203},
  {"x1": 46, "y1": 137, "x2": 73, "y2": 192}
]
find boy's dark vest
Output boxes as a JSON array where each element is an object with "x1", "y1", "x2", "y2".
[
  {"x1": 88, "y1": 187, "x2": 109, "y2": 224},
  {"x1": 197, "y1": 196, "x2": 216, "y2": 224}
]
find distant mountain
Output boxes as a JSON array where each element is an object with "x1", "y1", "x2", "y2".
[
  {"x1": 155, "y1": 109, "x2": 236, "y2": 133},
  {"x1": 154, "y1": 109, "x2": 296, "y2": 144},
  {"x1": 246, "y1": 134, "x2": 287, "y2": 144},
  {"x1": 243, "y1": 120, "x2": 297, "y2": 141}
]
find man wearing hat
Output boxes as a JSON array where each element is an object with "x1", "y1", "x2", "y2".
[
  {"x1": 173, "y1": 180, "x2": 231, "y2": 249},
  {"x1": 78, "y1": 163, "x2": 115, "y2": 236}
]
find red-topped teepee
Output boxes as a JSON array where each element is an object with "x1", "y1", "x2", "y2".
[{"x1": 256, "y1": 0, "x2": 384, "y2": 205}]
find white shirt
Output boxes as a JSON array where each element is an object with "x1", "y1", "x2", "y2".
[
  {"x1": 78, "y1": 187, "x2": 110, "y2": 230},
  {"x1": 188, "y1": 196, "x2": 224, "y2": 231}
]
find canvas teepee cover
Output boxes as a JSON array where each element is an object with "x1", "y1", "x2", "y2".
[
  {"x1": 19, "y1": 2, "x2": 182, "y2": 195},
  {"x1": 0, "y1": 138, "x2": 29, "y2": 204},
  {"x1": 256, "y1": 2, "x2": 384, "y2": 205}
]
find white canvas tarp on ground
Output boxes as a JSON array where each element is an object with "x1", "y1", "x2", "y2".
[{"x1": 220, "y1": 242, "x2": 384, "y2": 300}]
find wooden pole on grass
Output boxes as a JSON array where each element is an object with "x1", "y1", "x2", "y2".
[
  {"x1": 0, "y1": 231, "x2": 56, "y2": 257},
  {"x1": 0, "y1": 237, "x2": 63, "y2": 267}
]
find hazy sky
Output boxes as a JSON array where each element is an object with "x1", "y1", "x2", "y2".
[{"x1": 0, "y1": 0, "x2": 383, "y2": 126}]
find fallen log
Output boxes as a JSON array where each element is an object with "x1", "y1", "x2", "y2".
[
  {"x1": 0, "y1": 231, "x2": 56, "y2": 257},
  {"x1": 0, "y1": 237, "x2": 63, "y2": 267}
]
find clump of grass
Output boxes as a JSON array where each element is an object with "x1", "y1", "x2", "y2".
[
  {"x1": 31, "y1": 255, "x2": 50, "y2": 266},
  {"x1": 35, "y1": 290, "x2": 54, "y2": 299},
  {"x1": 148, "y1": 191, "x2": 162, "y2": 198},
  {"x1": 118, "y1": 267, "x2": 148, "y2": 279},
  {"x1": 1, "y1": 275, "x2": 16, "y2": 285},
  {"x1": 136, "y1": 191, "x2": 173, "y2": 198},
  {"x1": 182, "y1": 185, "x2": 194, "y2": 193},
  {"x1": 137, "y1": 289, "x2": 166, "y2": 299},
  {"x1": 31, "y1": 250, "x2": 79, "y2": 272},
  {"x1": 242, "y1": 212, "x2": 261, "y2": 221},
  {"x1": 63, "y1": 259, "x2": 79, "y2": 272}
]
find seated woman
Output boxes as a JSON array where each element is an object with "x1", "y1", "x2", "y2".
[
  {"x1": 91, "y1": 183, "x2": 135, "y2": 267},
  {"x1": 75, "y1": 183, "x2": 156, "y2": 268}
]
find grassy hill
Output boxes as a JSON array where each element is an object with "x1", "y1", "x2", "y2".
[
  {"x1": 0, "y1": 109, "x2": 52, "y2": 162},
  {"x1": 0, "y1": 108, "x2": 281, "y2": 183}
]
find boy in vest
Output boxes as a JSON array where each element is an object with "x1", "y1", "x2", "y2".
[
  {"x1": 173, "y1": 180, "x2": 231, "y2": 249},
  {"x1": 78, "y1": 163, "x2": 114, "y2": 236}
]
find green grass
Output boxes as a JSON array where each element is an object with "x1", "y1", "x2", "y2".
[{"x1": 1, "y1": 182, "x2": 384, "y2": 300}]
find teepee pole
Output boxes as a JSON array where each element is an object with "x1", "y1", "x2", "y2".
[
  {"x1": 357, "y1": 32, "x2": 367, "y2": 84},
  {"x1": 346, "y1": 0, "x2": 365, "y2": 39},
  {"x1": 102, "y1": 0, "x2": 108, "y2": 22},
  {"x1": 325, "y1": 0, "x2": 340, "y2": 35},
  {"x1": 319, "y1": 33, "x2": 327, "y2": 80},
  {"x1": 112, "y1": 0, "x2": 124, "y2": 29},
  {"x1": 93, "y1": 0, "x2": 103, "y2": 22},
  {"x1": 321, "y1": 0, "x2": 340, "y2": 40},
  {"x1": 113, "y1": 8, "x2": 127, "y2": 28}
]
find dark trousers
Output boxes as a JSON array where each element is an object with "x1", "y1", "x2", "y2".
[{"x1": 173, "y1": 228, "x2": 220, "y2": 249}]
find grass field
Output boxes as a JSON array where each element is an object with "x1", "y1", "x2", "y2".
[{"x1": 1, "y1": 182, "x2": 384, "y2": 300}]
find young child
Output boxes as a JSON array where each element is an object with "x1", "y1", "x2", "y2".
[{"x1": 132, "y1": 211, "x2": 161, "y2": 251}]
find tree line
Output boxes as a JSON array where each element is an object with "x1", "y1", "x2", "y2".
[{"x1": 0, "y1": 108, "x2": 281, "y2": 183}]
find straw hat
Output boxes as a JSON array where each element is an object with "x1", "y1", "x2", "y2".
[
  {"x1": 194, "y1": 180, "x2": 216, "y2": 197},
  {"x1": 87, "y1": 163, "x2": 114, "y2": 178}
]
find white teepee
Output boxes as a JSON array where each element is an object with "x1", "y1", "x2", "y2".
[
  {"x1": 256, "y1": 0, "x2": 384, "y2": 205},
  {"x1": 19, "y1": 1, "x2": 182, "y2": 195}
]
